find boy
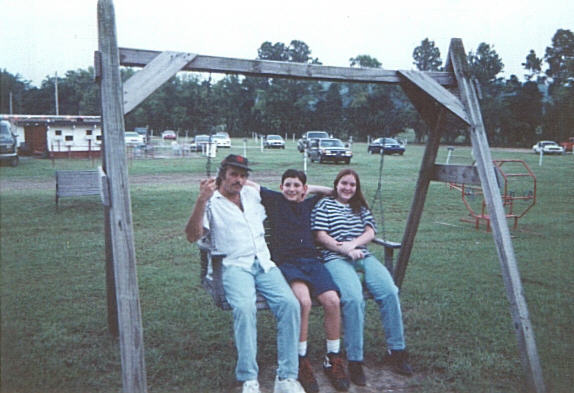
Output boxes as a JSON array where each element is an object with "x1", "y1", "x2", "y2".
[{"x1": 247, "y1": 169, "x2": 350, "y2": 392}]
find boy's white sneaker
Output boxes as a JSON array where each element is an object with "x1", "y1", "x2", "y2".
[
  {"x1": 242, "y1": 380, "x2": 261, "y2": 393},
  {"x1": 273, "y1": 376, "x2": 305, "y2": 393}
]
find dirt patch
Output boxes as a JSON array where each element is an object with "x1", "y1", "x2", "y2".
[
  {"x1": 236, "y1": 360, "x2": 422, "y2": 393},
  {"x1": 0, "y1": 170, "x2": 284, "y2": 193}
]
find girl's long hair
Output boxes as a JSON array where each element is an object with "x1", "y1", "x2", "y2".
[{"x1": 333, "y1": 169, "x2": 370, "y2": 214}]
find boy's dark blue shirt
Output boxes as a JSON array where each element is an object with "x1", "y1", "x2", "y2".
[{"x1": 260, "y1": 187, "x2": 322, "y2": 264}]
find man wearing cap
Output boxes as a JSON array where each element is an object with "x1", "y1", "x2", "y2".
[{"x1": 185, "y1": 154, "x2": 305, "y2": 393}]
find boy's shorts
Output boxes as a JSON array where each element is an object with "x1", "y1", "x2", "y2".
[{"x1": 278, "y1": 257, "x2": 340, "y2": 298}]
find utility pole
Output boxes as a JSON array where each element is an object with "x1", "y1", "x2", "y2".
[{"x1": 54, "y1": 72, "x2": 59, "y2": 115}]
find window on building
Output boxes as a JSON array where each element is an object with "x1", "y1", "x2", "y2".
[
  {"x1": 65, "y1": 135, "x2": 74, "y2": 142},
  {"x1": 86, "y1": 129, "x2": 93, "y2": 136},
  {"x1": 96, "y1": 135, "x2": 102, "y2": 141},
  {"x1": 55, "y1": 130, "x2": 62, "y2": 136}
]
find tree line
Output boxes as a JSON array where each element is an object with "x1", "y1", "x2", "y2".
[{"x1": 1, "y1": 29, "x2": 573, "y2": 146}]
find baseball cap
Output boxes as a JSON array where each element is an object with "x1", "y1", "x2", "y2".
[{"x1": 220, "y1": 154, "x2": 252, "y2": 171}]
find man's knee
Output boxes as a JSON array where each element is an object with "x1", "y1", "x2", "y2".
[{"x1": 231, "y1": 298, "x2": 257, "y2": 319}]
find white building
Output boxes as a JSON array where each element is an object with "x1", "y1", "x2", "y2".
[{"x1": 0, "y1": 115, "x2": 102, "y2": 158}]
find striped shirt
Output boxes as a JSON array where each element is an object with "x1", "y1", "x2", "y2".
[{"x1": 311, "y1": 197, "x2": 377, "y2": 263}]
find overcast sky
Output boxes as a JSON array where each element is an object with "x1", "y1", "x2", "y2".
[{"x1": 2, "y1": 0, "x2": 573, "y2": 87}]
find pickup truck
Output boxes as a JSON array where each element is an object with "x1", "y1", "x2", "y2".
[
  {"x1": 297, "y1": 130, "x2": 330, "y2": 152},
  {"x1": 560, "y1": 137, "x2": 574, "y2": 152}
]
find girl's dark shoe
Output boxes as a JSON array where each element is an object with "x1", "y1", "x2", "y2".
[
  {"x1": 347, "y1": 361, "x2": 366, "y2": 386},
  {"x1": 383, "y1": 349, "x2": 414, "y2": 376}
]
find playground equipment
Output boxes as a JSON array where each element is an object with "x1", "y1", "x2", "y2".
[
  {"x1": 450, "y1": 159, "x2": 536, "y2": 231},
  {"x1": 96, "y1": 0, "x2": 546, "y2": 391}
]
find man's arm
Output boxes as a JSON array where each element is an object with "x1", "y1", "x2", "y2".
[
  {"x1": 245, "y1": 179, "x2": 261, "y2": 192},
  {"x1": 185, "y1": 178, "x2": 216, "y2": 243}
]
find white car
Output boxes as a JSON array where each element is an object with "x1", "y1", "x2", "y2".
[
  {"x1": 263, "y1": 134, "x2": 285, "y2": 149},
  {"x1": 212, "y1": 133, "x2": 231, "y2": 148},
  {"x1": 532, "y1": 141, "x2": 564, "y2": 154},
  {"x1": 124, "y1": 131, "x2": 145, "y2": 146}
]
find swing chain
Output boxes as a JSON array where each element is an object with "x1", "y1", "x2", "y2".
[{"x1": 371, "y1": 150, "x2": 386, "y2": 239}]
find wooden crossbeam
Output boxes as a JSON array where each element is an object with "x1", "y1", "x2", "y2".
[
  {"x1": 123, "y1": 51, "x2": 197, "y2": 114},
  {"x1": 398, "y1": 70, "x2": 470, "y2": 125},
  {"x1": 119, "y1": 47, "x2": 456, "y2": 86},
  {"x1": 431, "y1": 164, "x2": 481, "y2": 185}
]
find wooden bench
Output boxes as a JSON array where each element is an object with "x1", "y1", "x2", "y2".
[
  {"x1": 55, "y1": 168, "x2": 109, "y2": 207},
  {"x1": 199, "y1": 235, "x2": 401, "y2": 311}
]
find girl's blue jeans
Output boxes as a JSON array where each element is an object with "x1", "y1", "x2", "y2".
[{"x1": 324, "y1": 255, "x2": 405, "y2": 361}]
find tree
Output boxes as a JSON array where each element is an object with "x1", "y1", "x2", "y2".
[
  {"x1": 0, "y1": 70, "x2": 32, "y2": 114},
  {"x1": 258, "y1": 42, "x2": 289, "y2": 62},
  {"x1": 412, "y1": 38, "x2": 442, "y2": 71},
  {"x1": 349, "y1": 55, "x2": 381, "y2": 68},
  {"x1": 57, "y1": 68, "x2": 100, "y2": 115},
  {"x1": 544, "y1": 28, "x2": 574, "y2": 85},
  {"x1": 468, "y1": 43, "x2": 504, "y2": 85},
  {"x1": 314, "y1": 83, "x2": 344, "y2": 134},
  {"x1": 522, "y1": 50, "x2": 543, "y2": 81},
  {"x1": 255, "y1": 40, "x2": 321, "y2": 135}
]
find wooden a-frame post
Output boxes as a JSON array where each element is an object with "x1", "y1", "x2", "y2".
[
  {"x1": 97, "y1": 0, "x2": 147, "y2": 392},
  {"x1": 392, "y1": 40, "x2": 546, "y2": 393},
  {"x1": 97, "y1": 5, "x2": 544, "y2": 388}
]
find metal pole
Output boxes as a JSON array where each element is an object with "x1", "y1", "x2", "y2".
[{"x1": 54, "y1": 72, "x2": 59, "y2": 116}]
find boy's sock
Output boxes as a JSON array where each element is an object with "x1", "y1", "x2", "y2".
[
  {"x1": 326, "y1": 338, "x2": 340, "y2": 354},
  {"x1": 298, "y1": 341, "x2": 308, "y2": 357}
]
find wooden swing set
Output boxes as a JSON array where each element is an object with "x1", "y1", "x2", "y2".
[{"x1": 96, "y1": 1, "x2": 546, "y2": 392}]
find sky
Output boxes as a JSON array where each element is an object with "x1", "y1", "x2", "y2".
[{"x1": 2, "y1": 0, "x2": 573, "y2": 87}]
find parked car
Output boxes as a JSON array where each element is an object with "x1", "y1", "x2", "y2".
[
  {"x1": 297, "y1": 130, "x2": 330, "y2": 152},
  {"x1": 559, "y1": 137, "x2": 574, "y2": 152},
  {"x1": 263, "y1": 134, "x2": 285, "y2": 149},
  {"x1": 367, "y1": 137, "x2": 405, "y2": 155},
  {"x1": 189, "y1": 134, "x2": 213, "y2": 152},
  {"x1": 308, "y1": 138, "x2": 352, "y2": 164},
  {"x1": 532, "y1": 140, "x2": 564, "y2": 154},
  {"x1": 212, "y1": 133, "x2": 231, "y2": 148},
  {"x1": 162, "y1": 130, "x2": 177, "y2": 140},
  {"x1": 124, "y1": 131, "x2": 145, "y2": 147},
  {"x1": 0, "y1": 120, "x2": 18, "y2": 167}
]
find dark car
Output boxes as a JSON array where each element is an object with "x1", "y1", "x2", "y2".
[
  {"x1": 0, "y1": 120, "x2": 19, "y2": 167},
  {"x1": 297, "y1": 130, "x2": 330, "y2": 152},
  {"x1": 308, "y1": 138, "x2": 352, "y2": 164},
  {"x1": 368, "y1": 137, "x2": 405, "y2": 155}
]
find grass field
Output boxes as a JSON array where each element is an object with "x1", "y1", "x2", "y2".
[{"x1": 1, "y1": 139, "x2": 573, "y2": 392}]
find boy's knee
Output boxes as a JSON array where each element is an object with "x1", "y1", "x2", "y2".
[
  {"x1": 298, "y1": 296, "x2": 313, "y2": 312},
  {"x1": 320, "y1": 291, "x2": 340, "y2": 310}
]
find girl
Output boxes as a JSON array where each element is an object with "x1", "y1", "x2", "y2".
[{"x1": 311, "y1": 169, "x2": 413, "y2": 386}]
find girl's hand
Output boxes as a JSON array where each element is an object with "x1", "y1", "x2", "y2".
[
  {"x1": 338, "y1": 241, "x2": 357, "y2": 255},
  {"x1": 347, "y1": 249, "x2": 365, "y2": 261}
]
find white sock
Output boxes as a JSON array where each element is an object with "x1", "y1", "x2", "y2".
[
  {"x1": 298, "y1": 341, "x2": 307, "y2": 357},
  {"x1": 326, "y1": 339, "x2": 340, "y2": 354}
]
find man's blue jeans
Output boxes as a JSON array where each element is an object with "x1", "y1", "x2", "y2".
[
  {"x1": 324, "y1": 255, "x2": 405, "y2": 362},
  {"x1": 223, "y1": 260, "x2": 301, "y2": 381}
]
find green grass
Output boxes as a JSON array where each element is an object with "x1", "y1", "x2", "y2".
[{"x1": 1, "y1": 140, "x2": 573, "y2": 392}]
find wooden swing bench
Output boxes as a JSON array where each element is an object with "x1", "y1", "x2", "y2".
[
  {"x1": 199, "y1": 232, "x2": 401, "y2": 311},
  {"x1": 55, "y1": 167, "x2": 109, "y2": 208}
]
